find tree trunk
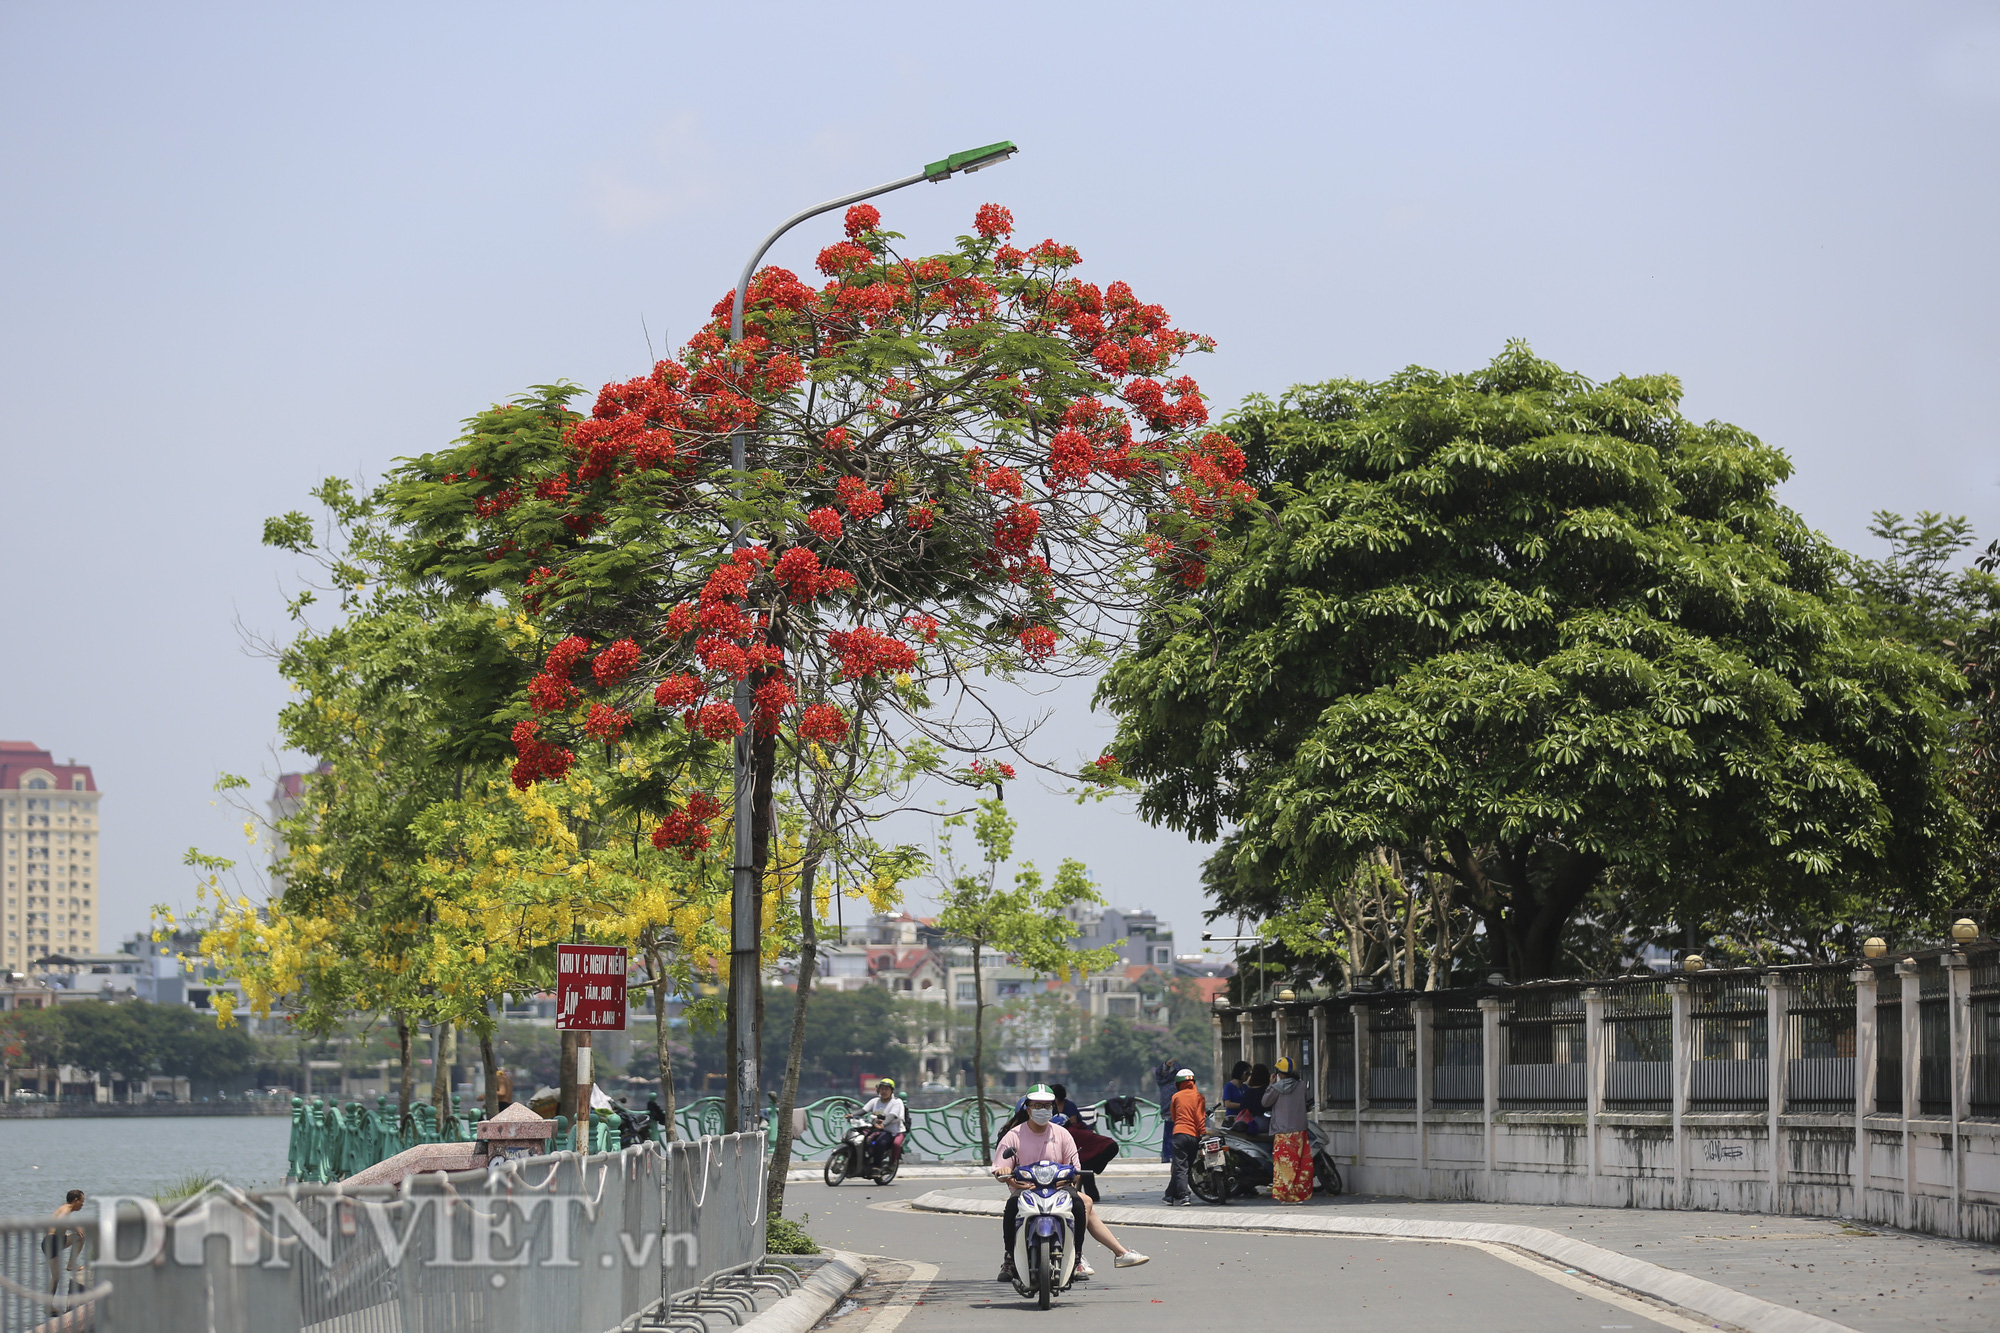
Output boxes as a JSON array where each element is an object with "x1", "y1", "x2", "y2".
[
  {"x1": 971, "y1": 941, "x2": 990, "y2": 1155},
  {"x1": 395, "y1": 1014, "x2": 414, "y2": 1123},
  {"x1": 767, "y1": 851, "x2": 821, "y2": 1218},
  {"x1": 479, "y1": 1022, "x2": 499, "y2": 1118},
  {"x1": 431, "y1": 1023, "x2": 457, "y2": 1128},
  {"x1": 646, "y1": 935, "x2": 678, "y2": 1141}
]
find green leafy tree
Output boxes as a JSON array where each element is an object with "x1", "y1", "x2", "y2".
[
  {"x1": 1103, "y1": 344, "x2": 1972, "y2": 979},
  {"x1": 1063, "y1": 1015, "x2": 1176, "y2": 1098},
  {"x1": 932, "y1": 795, "x2": 1116, "y2": 1150}
]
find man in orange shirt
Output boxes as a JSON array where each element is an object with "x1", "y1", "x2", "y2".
[{"x1": 1162, "y1": 1069, "x2": 1206, "y2": 1205}]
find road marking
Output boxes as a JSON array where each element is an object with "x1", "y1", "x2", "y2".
[
  {"x1": 845, "y1": 1259, "x2": 937, "y2": 1333},
  {"x1": 1453, "y1": 1240, "x2": 1726, "y2": 1333}
]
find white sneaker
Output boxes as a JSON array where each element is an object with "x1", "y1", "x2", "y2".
[
  {"x1": 1073, "y1": 1257, "x2": 1094, "y2": 1278},
  {"x1": 1114, "y1": 1251, "x2": 1150, "y2": 1268}
]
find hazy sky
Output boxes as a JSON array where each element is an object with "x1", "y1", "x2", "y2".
[{"x1": 3, "y1": 2, "x2": 1997, "y2": 954}]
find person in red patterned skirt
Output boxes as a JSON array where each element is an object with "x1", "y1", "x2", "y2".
[{"x1": 1262, "y1": 1057, "x2": 1313, "y2": 1202}]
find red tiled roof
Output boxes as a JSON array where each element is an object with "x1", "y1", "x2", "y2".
[{"x1": 0, "y1": 742, "x2": 95, "y2": 793}]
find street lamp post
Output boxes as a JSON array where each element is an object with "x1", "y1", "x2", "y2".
[
  {"x1": 721, "y1": 143, "x2": 1018, "y2": 1136},
  {"x1": 1202, "y1": 932, "x2": 1270, "y2": 1006}
]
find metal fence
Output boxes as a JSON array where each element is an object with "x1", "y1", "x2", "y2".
[
  {"x1": 1604, "y1": 978, "x2": 1672, "y2": 1112},
  {"x1": 1500, "y1": 987, "x2": 1585, "y2": 1110},
  {"x1": 50, "y1": 1138, "x2": 682, "y2": 1333},
  {"x1": 1877, "y1": 982, "x2": 1903, "y2": 1114},
  {"x1": 1974, "y1": 951, "x2": 2000, "y2": 1121},
  {"x1": 1918, "y1": 958, "x2": 1951, "y2": 1116},
  {"x1": 1367, "y1": 1002, "x2": 1417, "y2": 1108},
  {"x1": 0, "y1": 1209, "x2": 104, "y2": 1333},
  {"x1": 1690, "y1": 974, "x2": 1768, "y2": 1111},
  {"x1": 1431, "y1": 999, "x2": 1483, "y2": 1107},
  {"x1": 662, "y1": 1132, "x2": 766, "y2": 1302},
  {"x1": 1787, "y1": 968, "x2": 1856, "y2": 1113},
  {"x1": 1323, "y1": 1015, "x2": 1356, "y2": 1108}
]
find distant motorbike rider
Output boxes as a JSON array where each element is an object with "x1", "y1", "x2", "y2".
[
  {"x1": 992, "y1": 1085, "x2": 1149, "y2": 1283},
  {"x1": 857, "y1": 1078, "x2": 905, "y2": 1169}
]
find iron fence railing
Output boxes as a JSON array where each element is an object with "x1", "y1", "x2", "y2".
[
  {"x1": 1367, "y1": 1002, "x2": 1417, "y2": 1108},
  {"x1": 1690, "y1": 974, "x2": 1769, "y2": 1111},
  {"x1": 1431, "y1": 1001, "x2": 1484, "y2": 1107},
  {"x1": 1500, "y1": 987, "x2": 1585, "y2": 1110},
  {"x1": 1251, "y1": 1013, "x2": 1277, "y2": 1069},
  {"x1": 1787, "y1": 967, "x2": 1856, "y2": 1113},
  {"x1": 1877, "y1": 979, "x2": 1903, "y2": 1114},
  {"x1": 1974, "y1": 950, "x2": 2000, "y2": 1121},
  {"x1": 1324, "y1": 1016, "x2": 1357, "y2": 1108},
  {"x1": 1604, "y1": 978, "x2": 1672, "y2": 1112},
  {"x1": 1919, "y1": 959, "x2": 1951, "y2": 1116},
  {"x1": 0, "y1": 1207, "x2": 105, "y2": 1333}
]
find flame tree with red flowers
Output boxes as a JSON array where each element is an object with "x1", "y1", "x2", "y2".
[{"x1": 387, "y1": 201, "x2": 1254, "y2": 1138}]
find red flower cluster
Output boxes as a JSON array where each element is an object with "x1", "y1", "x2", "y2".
[
  {"x1": 753, "y1": 675, "x2": 796, "y2": 735},
  {"x1": 651, "y1": 790, "x2": 723, "y2": 858},
  {"x1": 805, "y1": 507, "x2": 844, "y2": 542},
  {"x1": 1017, "y1": 626, "x2": 1058, "y2": 662},
  {"x1": 661, "y1": 603, "x2": 697, "y2": 639},
  {"x1": 975, "y1": 203, "x2": 1014, "y2": 239},
  {"x1": 772, "y1": 546, "x2": 855, "y2": 602},
  {"x1": 993, "y1": 503, "x2": 1041, "y2": 558},
  {"x1": 689, "y1": 701, "x2": 745, "y2": 740},
  {"x1": 509, "y1": 719, "x2": 576, "y2": 789},
  {"x1": 653, "y1": 673, "x2": 703, "y2": 709},
  {"x1": 826, "y1": 626, "x2": 918, "y2": 678},
  {"x1": 844, "y1": 204, "x2": 881, "y2": 239},
  {"x1": 969, "y1": 758, "x2": 1017, "y2": 780},
  {"x1": 798, "y1": 703, "x2": 850, "y2": 745},
  {"x1": 527, "y1": 635, "x2": 593, "y2": 713},
  {"x1": 901, "y1": 613, "x2": 940, "y2": 644},
  {"x1": 833, "y1": 475, "x2": 884, "y2": 520},
  {"x1": 826, "y1": 426, "x2": 850, "y2": 449},
  {"x1": 583, "y1": 702, "x2": 631, "y2": 740},
  {"x1": 816, "y1": 242, "x2": 874, "y2": 277},
  {"x1": 591, "y1": 638, "x2": 642, "y2": 686},
  {"x1": 907, "y1": 502, "x2": 938, "y2": 531}
]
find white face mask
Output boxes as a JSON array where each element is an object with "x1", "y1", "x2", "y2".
[{"x1": 1028, "y1": 1106, "x2": 1053, "y2": 1127}]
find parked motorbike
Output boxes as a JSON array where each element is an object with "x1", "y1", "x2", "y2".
[
  {"x1": 1188, "y1": 1108, "x2": 1342, "y2": 1203},
  {"x1": 1004, "y1": 1154, "x2": 1081, "y2": 1310},
  {"x1": 823, "y1": 1112, "x2": 901, "y2": 1186}
]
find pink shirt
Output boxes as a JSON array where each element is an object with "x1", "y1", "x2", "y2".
[{"x1": 991, "y1": 1122, "x2": 1080, "y2": 1178}]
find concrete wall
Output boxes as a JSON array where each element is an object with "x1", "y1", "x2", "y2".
[{"x1": 1230, "y1": 949, "x2": 2000, "y2": 1243}]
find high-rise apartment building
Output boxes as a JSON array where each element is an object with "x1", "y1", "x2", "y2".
[{"x1": 0, "y1": 741, "x2": 100, "y2": 972}]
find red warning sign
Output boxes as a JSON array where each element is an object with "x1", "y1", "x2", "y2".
[{"x1": 556, "y1": 944, "x2": 628, "y2": 1031}]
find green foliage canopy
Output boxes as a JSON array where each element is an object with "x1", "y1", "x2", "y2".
[{"x1": 1102, "y1": 345, "x2": 1972, "y2": 978}]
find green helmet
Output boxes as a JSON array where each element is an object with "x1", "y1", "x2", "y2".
[{"x1": 1023, "y1": 1084, "x2": 1056, "y2": 1103}]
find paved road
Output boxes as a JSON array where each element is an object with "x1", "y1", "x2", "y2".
[{"x1": 787, "y1": 1177, "x2": 1707, "y2": 1333}]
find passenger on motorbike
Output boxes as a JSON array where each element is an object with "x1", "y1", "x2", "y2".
[
  {"x1": 993, "y1": 1085, "x2": 1148, "y2": 1283},
  {"x1": 857, "y1": 1078, "x2": 905, "y2": 1171}
]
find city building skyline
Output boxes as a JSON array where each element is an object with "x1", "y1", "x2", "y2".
[{"x1": 1, "y1": 739, "x2": 99, "y2": 973}]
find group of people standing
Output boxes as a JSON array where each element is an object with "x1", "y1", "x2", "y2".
[{"x1": 1154, "y1": 1057, "x2": 1314, "y2": 1204}]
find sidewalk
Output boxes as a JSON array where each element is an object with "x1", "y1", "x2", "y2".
[{"x1": 915, "y1": 1178, "x2": 1998, "y2": 1333}]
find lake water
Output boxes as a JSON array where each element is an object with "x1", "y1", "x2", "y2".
[{"x1": 0, "y1": 1116, "x2": 293, "y2": 1221}]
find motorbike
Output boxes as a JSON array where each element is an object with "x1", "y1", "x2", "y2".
[
  {"x1": 1188, "y1": 1107, "x2": 1342, "y2": 1204},
  {"x1": 1003, "y1": 1154, "x2": 1081, "y2": 1310},
  {"x1": 823, "y1": 1112, "x2": 901, "y2": 1186}
]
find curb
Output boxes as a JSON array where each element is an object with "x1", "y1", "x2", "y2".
[
  {"x1": 735, "y1": 1250, "x2": 866, "y2": 1333},
  {"x1": 910, "y1": 1191, "x2": 1861, "y2": 1333}
]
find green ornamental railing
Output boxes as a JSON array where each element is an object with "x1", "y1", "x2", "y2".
[
  {"x1": 291, "y1": 1090, "x2": 1168, "y2": 1181},
  {"x1": 287, "y1": 1094, "x2": 644, "y2": 1182},
  {"x1": 675, "y1": 1093, "x2": 1170, "y2": 1164}
]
